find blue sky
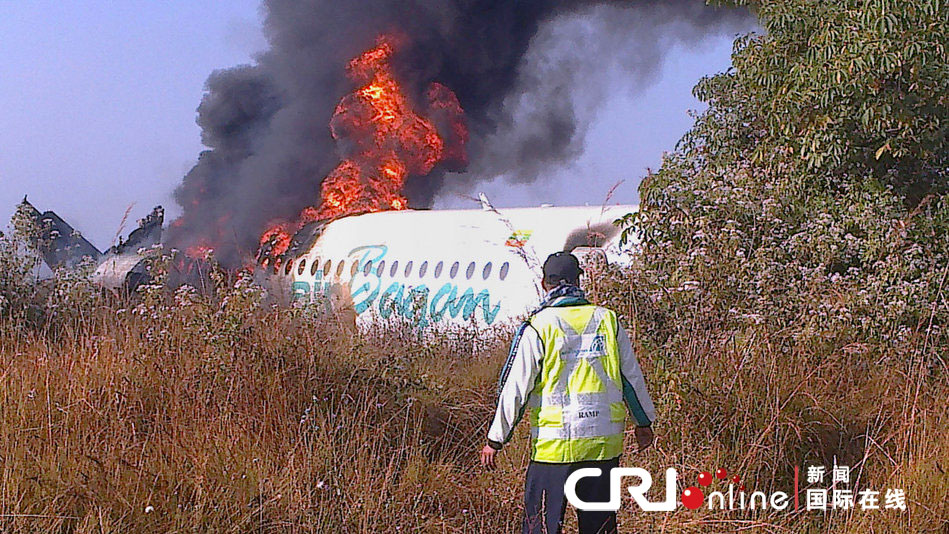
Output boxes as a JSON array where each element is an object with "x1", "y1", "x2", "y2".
[{"x1": 1, "y1": 2, "x2": 742, "y2": 248}]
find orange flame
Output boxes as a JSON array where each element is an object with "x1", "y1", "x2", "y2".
[
  {"x1": 259, "y1": 223, "x2": 294, "y2": 259},
  {"x1": 186, "y1": 244, "x2": 214, "y2": 259},
  {"x1": 182, "y1": 213, "x2": 232, "y2": 260},
  {"x1": 258, "y1": 35, "x2": 467, "y2": 265}
]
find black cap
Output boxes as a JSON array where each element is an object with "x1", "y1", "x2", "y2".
[{"x1": 543, "y1": 251, "x2": 583, "y2": 285}]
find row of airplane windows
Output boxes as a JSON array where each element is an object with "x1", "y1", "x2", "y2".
[{"x1": 284, "y1": 256, "x2": 512, "y2": 281}]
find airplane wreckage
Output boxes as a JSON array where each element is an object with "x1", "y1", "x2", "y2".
[
  {"x1": 15, "y1": 197, "x2": 637, "y2": 327},
  {"x1": 18, "y1": 197, "x2": 165, "y2": 292}
]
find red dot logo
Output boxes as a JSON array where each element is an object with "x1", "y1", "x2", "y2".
[
  {"x1": 715, "y1": 468, "x2": 727, "y2": 480},
  {"x1": 697, "y1": 471, "x2": 712, "y2": 486},
  {"x1": 681, "y1": 487, "x2": 704, "y2": 510}
]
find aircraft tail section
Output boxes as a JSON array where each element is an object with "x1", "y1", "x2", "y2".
[
  {"x1": 17, "y1": 197, "x2": 102, "y2": 269},
  {"x1": 108, "y1": 206, "x2": 164, "y2": 255}
]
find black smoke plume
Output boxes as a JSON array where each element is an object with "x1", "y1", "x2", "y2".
[{"x1": 169, "y1": 0, "x2": 752, "y2": 267}]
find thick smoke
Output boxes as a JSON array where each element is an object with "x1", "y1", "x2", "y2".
[{"x1": 169, "y1": 0, "x2": 751, "y2": 267}]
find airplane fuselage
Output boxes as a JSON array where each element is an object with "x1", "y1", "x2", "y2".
[{"x1": 264, "y1": 205, "x2": 638, "y2": 328}]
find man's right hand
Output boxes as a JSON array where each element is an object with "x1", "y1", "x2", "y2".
[
  {"x1": 634, "y1": 426, "x2": 654, "y2": 451},
  {"x1": 480, "y1": 444, "x2": 498, "y2": 470}
]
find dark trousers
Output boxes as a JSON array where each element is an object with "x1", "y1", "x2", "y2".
[{"x1": 523, "y1": 457, "x2": 619, "y2": 534}]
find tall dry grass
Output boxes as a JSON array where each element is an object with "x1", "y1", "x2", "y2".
[
  {"x1": 0, "y1": 262, "x2": 945, "y2": 532},
  {"x1": 587, "y1": 262, "x2": 948, "y2": 533},
  {"x1": 0, "y1": 276, "x2": 520, "y2": 532}
]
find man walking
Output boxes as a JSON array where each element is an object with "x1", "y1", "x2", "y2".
[{"x1": 481, "y1": 252, "x2": 656, "y2": 534}]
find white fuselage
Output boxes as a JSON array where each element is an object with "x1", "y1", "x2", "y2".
[{"x1": 274, "y1": 205, "x2": 638, "y2": 328}]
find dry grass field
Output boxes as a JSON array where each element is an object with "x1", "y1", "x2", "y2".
[{"x1": 0, "y1": 262, "x2": 945, "y2": 533}]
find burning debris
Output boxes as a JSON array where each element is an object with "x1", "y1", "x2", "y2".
[
  {"x1": 319, "y1": 38, "x2": 467, "y2": 220},
  {"x1": 256, "y1": 219, "x2": 330, "y2": 275},
  {"x1": 167, "y1": 1, "x2": 751, "y2": 268},
  {"x1": 256, "y1": 36, "x2": 467, "y2": 266}
]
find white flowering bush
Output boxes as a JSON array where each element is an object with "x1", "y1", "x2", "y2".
[
  {"x1": 0, "y1": 209, "x2": 42, "y2": 322},
  {"x1": 617, "y1": 0, "x2": 948, "y2": 364},
  {"x1": 128, "y1": 251, "x2": 265, "y2": 351},
  {"x1": 43, "y1": 259, "x2": 99, "y2": 324},
  {"x1": 2, "y1": 205, "x2": 106, "y2": 328}
]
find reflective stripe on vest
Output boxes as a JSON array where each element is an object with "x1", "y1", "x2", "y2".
[{"x1": 527, "y1": 305, "x2": 626, "y2": 463}]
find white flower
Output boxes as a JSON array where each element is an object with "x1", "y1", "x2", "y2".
[{"x1": 145, "y1": 505, "x2": 155, "y2": 513}]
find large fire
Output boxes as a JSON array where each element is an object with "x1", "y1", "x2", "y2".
[{"x1": 257, "y1": 36, "x2": 467, "y2": 263}]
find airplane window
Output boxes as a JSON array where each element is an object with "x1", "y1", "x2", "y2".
[
  {"x1": 483, "y1": 262, "x2": 492, "y2": 280},
  {"x1": 286, "y1": 261, "x2": 294, "y2": 275},
  {"x1": 310, "y1": 258, "x2": 319, "y2": 276},
  {"x1": 466, "y1": 262, "x2": 476, "y2": 279},
  {"x1": 418, "y1": 261, "x2": 428, "y2": 278},
  {"x1": 434, "y1": 261, "x2": 444, "y2": 278},
  {"x1": 362, "y1": 261, "x2": 372, "y2": 275},
  {"x1": 351, "y1": 262, "x2": 359, "y2": 277},
  {"x1": 499, "y1": 262, "x2": 510, "y2": 280},
  {"x1": 336, "y1": 260, "x2": 345, "y2": 277},
  {"x1": 323, "y1": 260, "x2": 332, "y2": 277},
  {"x1": 390, "y1": 261, "x2": 399, "y2": 277},
  {"x1": 449, "y1": 261, "x2": 459, "y2": 279},
  {"x1": 404, "y1": 261, "x2": 414, "y2": 277},
  {"x1": 376, "y1": 261, "x2": 385, "y2": 277},
  {"x1": 298, "y1": 258, "x2": 307, "y2": 275}
]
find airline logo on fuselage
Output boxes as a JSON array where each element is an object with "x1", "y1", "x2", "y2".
[
  {"x1": 291, "y1": 245, "x2": 502, "y2": 327},
  {"x1": 505, "y1": 230, "x2": 533, "y2": 248}
]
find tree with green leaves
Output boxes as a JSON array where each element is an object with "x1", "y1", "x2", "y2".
[{"x1": 625, "y1": 0, "x2": 948, "y2": 353}]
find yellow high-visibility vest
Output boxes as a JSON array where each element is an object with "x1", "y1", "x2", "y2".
[{"x1": 527, "y1": 304, "x2": 626, "y2": 463}]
